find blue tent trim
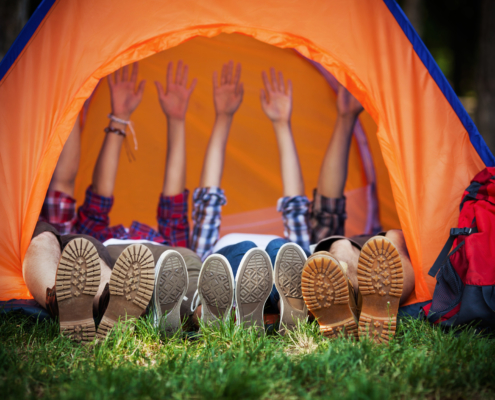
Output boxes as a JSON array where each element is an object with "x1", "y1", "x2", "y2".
[
  {"x1": 0, "y1": 0, "x2": 56, "y2": 82},
  {"x1": 383, "y1": 0, "x2": 495, "y2": 167}
]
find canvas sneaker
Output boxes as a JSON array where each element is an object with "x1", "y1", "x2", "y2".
[
  {"x1": 274, "y1": 243, "x2": 308, "y2": 334},
  {"x1": 357, "y1": 236, "x2": 403, "y2": 343},
  {"x1": 97, "y1": 244, "x2": 155, "y2": 338},
  {"x1": 235, "y1": 248, "x2": 273, "y2": 332},
  {"x1": 151, "y1": 250, "x2": 189, "y2": 336},
  {"x1": 196, "y1": 254, "x2": 235, "y2": 324}
]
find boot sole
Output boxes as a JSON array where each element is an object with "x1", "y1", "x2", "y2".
[
  {"x1": 97, "y1": 244, "x2": 155, "y2": 338},
  {"x1": 274, "y1": 243, "x2": 308, "y2": 334},
  {"x1": 153, "y1": 250, "x2": 188, "y2": 335},
  {"x1": 301, "y1": 254, "x2": 358, "y2": 340},
  {"x1": 56, "y1": 238, "x2": 101, "y2": 343},
  {"x1": 198, "y1": 254, "x2": 234, "y2": 324},
  {"x1": 357, "y1": 236, "x2": 403, "y2": 344},
  {"x1": 235, "y1": 249, "x2": 273, "y2": 332}
]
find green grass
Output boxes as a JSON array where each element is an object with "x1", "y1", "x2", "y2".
[{"x1": 1, "y1": 312, "x2": 494, "y2": 400}]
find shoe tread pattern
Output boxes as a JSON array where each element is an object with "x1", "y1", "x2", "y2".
[
  {"x1": 239, "y1": 253, "x2": 271, "y2": 304},
  {"x1": 109, "y1": 245, "x2": 155, "y2": 310},
  {"x1": 359, "y1": 313, "x2": 397, "y2": 344},
  {"x1": 158, "y1": 255, "x2": 187, "y2": 305},
  {"x1": 60, "y1": 320, "x2": 96, "y2": 344},
  {"x1": 201, "y1": 259, "x2": 232, "y2": 309},
  {"x1": 277, "y1": 247, "x2": 304, "y2": 298},
  {"x1": 56, "y1": 238, "x2": 101, "y2": 302}
]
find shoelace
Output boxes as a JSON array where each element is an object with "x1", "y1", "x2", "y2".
[
  {"x1": 108, "y1": 114, "x2": 138, "y2": 150},
  {"x1": 191, "y1": 289, "x2": 201, "y2": 313}
]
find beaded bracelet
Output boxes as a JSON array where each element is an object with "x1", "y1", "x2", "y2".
[{"x1": 104, "y1": 126, "x2": 126, "y2": 137}]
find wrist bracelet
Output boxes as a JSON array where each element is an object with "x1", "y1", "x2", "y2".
[
  {"x1": 104, "y1": 126, "x2": 126, "y2": 137},
  {"x1": 108, "y1": 114, "x2": 138, "y2": 150}
]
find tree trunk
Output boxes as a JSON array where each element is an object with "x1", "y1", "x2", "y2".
[
  {"x1": 477, "y1": 0, "x2": 495, "y2": 155},
  {"x1": 402, "y1": 0, "x2": 423, "y2": 37}
]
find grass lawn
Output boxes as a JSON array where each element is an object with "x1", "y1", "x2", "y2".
[{"x1": 1, "y1": 312, "x2": 494, "y2": 400}]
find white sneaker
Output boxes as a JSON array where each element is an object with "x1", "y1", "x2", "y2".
[
  {"x1": 274, "y1": 243, "x2": 308, "y2": 334},
  {"x1": 152, "y1": 250, "x2": 188, "y2": 336},
  {"x1": 197, "y1": 254, "x2": 235, "y2": 324},
  {"x1": 235, "y1": 248, "x2": 273, "y2": 332}
]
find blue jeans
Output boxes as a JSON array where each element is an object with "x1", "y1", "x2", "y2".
[{"x1": 215, "y1": 239, "x2": 311, "y2": 313}]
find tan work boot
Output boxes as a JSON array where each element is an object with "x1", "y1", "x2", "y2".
[
  {"x1": 357, "y1": 236, "x2": 403, "y2": 343},
  {"x1": 301, "y1": 252, "x2": 359, "y2": 339},
  {"x1": 50, "y1": 238, "x2": 101, "y2": 343}
]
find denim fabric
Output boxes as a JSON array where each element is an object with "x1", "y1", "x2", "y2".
[{"x1": 216, "y1": 238, "x2": 310, "y2": 313}]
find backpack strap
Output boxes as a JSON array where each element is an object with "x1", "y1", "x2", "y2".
[{"x1": 428, "y1": 227, "x2": 478, "y2": 277}]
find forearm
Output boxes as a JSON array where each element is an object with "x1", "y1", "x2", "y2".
[
  {"x1": 317, "y1": 114, "x2": 358, "y2": 198},
  {"x1": 273, "y1": 121, "x2": 305, "y2": 197},
  {"x1": 50, "y1": 121, "x2": 81, "y2": 197},
  {"x1": 162, "y1": 119, "x2": 186, "y2": 196},
  {"x1": 199, "y1": 114, "x2": 233, "y2": 188},
  {"x1": 91, "y1": 121, "x2": 126, "y2": 197}
]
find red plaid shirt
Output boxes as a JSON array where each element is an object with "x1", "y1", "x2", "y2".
[
  {"x1": 39, "y1": 190, "x2": 77, "y2": 235},
  {"x1": 73, "y1": 186, "x2": 189, "y2": 246}
]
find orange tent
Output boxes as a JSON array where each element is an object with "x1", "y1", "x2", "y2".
[{"x1": 0, "y1": 0, "x2": 492, "y2": 305}]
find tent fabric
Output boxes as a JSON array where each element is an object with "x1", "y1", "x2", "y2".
[{"x1": 0, "y1": 0, "x2": 491, "y2": 305}]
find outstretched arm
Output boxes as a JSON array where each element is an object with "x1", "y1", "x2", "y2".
[
  {"x1": 317, "y1": 84, "x2": 363, "y2": 198},
  {"x1": 199, "y1": 61, "x2": 244, "y2": 188},
  {"x1": 155, "y1": 60, "x2": 197, "y2": 196},
  {"x1": 92, "y1": 63, "x2": 146, "y2": 197},
  {"x1": 49, "y1": 119, "x2": 81, "y2": 197},
  {"x1": 261, "y1": 68, "x2": 304, "y2": 197}
]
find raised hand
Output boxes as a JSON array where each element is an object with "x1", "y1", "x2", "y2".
[
  {"x1": 336, "y1": 84, "x2": 364, "y2": 118},
  {"x1": 155, "y1": 61, "x2": 197, "y2": 121},
  {"x1": 213, "y1": 61, "x2": 244, "y2": 116},
  {"x1": 107, "y1": 63, "x2": 146, "y2": 120},
  {"x1": 260, "y1": 68, "x2": 292, "y2": 124}
]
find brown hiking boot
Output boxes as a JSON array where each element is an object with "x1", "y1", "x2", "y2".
[
  {"x1": 357, "y1": 236, "x2": 403, "y2": 343},
  {"x1": 53, "y1": 238, "x2": 101, "y2": 343},
  {"x1": 301, "y1": 252, "x2": 358, "y2": 339},
  {"x1": 97, "y1": 244, "x2": 155, "y2": 338}
]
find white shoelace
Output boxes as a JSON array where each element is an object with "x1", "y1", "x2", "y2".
[
  {"x1": 191, "y1": 289, "x2": 201, "y2": 313},
  {"x1": 108, "y1": 114, "x2": 138, "y2": 150}
]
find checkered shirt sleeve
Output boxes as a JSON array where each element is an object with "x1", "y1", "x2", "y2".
[
  {"x1": 190, "y1": 187, "x2": 227, "y2": 260},
  {"x1": 157, "y1": 189, "x2": 190, "y2": 248},
  {"x1": 39, "y1": 189, "x2": 77, "y2": 235},
  {"x1": 308, "y1": 189, "x2": 347, "y2": 244},
  {"x1": 277, "y1": 195, "x2": 311, "y2": 252},
  {"x1": 75, "y1": 186, "x2": 166, "y2": 243}
]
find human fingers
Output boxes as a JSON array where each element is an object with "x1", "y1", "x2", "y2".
[
  {"x1": 278, "y1": 71, "x2": 285, "y2": 93},
  {"x1": 234, "y1": 63, "x2": 242, "y2": 88},
  {"x1": 236, "y1": 82, "x2": 244, "y2": 98},
  {"x1": 136, "y1": 80, "x2": 146, "y2": 99},
  {"x1": 221, "y1": 63, "x2": 228, "y2": 85},
  {"x1": 260, "y1": 88, "x2": 268, "y2": 107},
  {"x1": 188, "y1": 78, "x2": 198, "y2": 94},
  {"x1": 155, "y1": 81, "x2": 165, "y2": 98},
  {"x1": 107, "y1": 75, "x2": 114, "y2": 88},
  {"x1": 113, "y1": 69, "x2": 120, "y2": 84},
  {"x1": 175, "y1": 60, "x2": 183, "y2": 84},
  {"x1": 270, "y1": 67, "x2": 277, "y2": 92},
  {"x1": 166, "y1": 62, "x2": 173, "y2": 90},
  {"x1": 131, "y1": 62, "x2": 139, "y2": 83},
  {"x1": 287, "y1": 80, "x2": 293, "y2": 98},
  {"x1": 226, "y1": 60, "x2": 234, "y2": 84},
  {"x1": 262, "y1": 70, "x2": 271, "y2": 96},
  {"x1": 122, "y1": 65, "x2": 129, "y2": 82}
]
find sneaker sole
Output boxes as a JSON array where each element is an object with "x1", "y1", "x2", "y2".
[
  {"x1": 301, "y1": 253, "x2": 358, "y2": 340},
  {"x1": 97, "y1": 244, "x2": 155, "y2": 338},
  {"x1": 357, "y1": 236, "x2": 403, "y2": 344},
  {"x1": 198, "y1": 254, "x2": 234, "y2": 324},
  {"x1": 274, "y1": 243, "x2": 308, "y2": 334},
  {"x1": 235, "y1": 249, "x2": 273, "y2": 331},
  {"x1": 56, "y1": 238, "x2": 101, "y2": 343},
  {"x1": 153, "y1": 250, "x2": 188, "y2": 335}
]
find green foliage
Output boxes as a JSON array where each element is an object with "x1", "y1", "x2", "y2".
[{"x1": 0, "y1": 312, "x2": 494, "y2": 399}]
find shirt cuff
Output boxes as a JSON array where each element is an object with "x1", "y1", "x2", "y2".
[
  {"x1": 84, "y1": 185, "x2": 114, "y2": 214},
  {"x1": 277, "y1": 195, "x2": 310, "y2": 213},
  {"x1": 158, "y1": 189, "x2": 189, "y2": 219},
  {"x1": 193, "y1": 187, "x2": 227, "y2": 206}
]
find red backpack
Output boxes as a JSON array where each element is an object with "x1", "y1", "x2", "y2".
[{"x1": 424, "y1": 167, "x2": 495, "y2": 329}]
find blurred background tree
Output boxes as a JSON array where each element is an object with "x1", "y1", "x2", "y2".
[{"x1": 1, "y1": 0, "x2": 494, "y2": 153}]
